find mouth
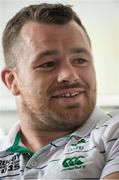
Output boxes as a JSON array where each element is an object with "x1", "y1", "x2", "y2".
[{"x1": 51, "y1": 88, "x2": 85, "y2": 99}]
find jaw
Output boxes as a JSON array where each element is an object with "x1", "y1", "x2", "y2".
[{"x1": 18, "y1": 87, "x2": 96, "y2": 132}]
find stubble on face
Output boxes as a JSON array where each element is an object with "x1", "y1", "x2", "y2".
[
  {"x1": 19, "y1": 80, "x2": 96, "y2": 132},
  {"x1": 17, "y1": 21, "x2": 97, "y2": 132}
]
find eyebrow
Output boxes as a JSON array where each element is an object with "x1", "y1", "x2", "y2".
[
  {"x1": 70, "y1": 48, "x2": 91, "y2": 56},
  {"x1": 33, "y1": 47, "x2": 91, "y2": 64},
  {"x1": 35, "y1": 50, "x2": 59, "y2": 60}
]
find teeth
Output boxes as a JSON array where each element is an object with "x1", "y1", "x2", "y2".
[
  {"x1": 65, "y1": 93, "x2": 71, "y2": 97},
  {"x1": 62, "y1": 92, "x2": 79, "y2": 97},
  {"x1": 71, "y1": 92, "x2": 79, "y2": 96}
]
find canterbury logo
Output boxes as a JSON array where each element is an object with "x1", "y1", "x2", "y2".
[
  {"x1": 71, "y1": 138, "x2": 87, "y2": 146},
  {"x1": 62, "y1": 156, "x2": 85, "y2": 170}
]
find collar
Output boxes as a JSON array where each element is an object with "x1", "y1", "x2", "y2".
[
  {"x1": 0, "y1": 107, "x2": 106, "y2": 152},
  {"x1": 0, "y1": 122, "x2": 20, "y2": 152},
  {"x1": 0, "y1": 122, "x2": 34, "y2": 155},
  {"x1": 73, "y1": 106, "x2": 107, "y2": 137},
  {"x1": 6, "y1": 130, "x2": 34, "y2": 155}
]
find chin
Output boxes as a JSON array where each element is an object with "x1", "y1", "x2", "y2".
[{"x1": 47, "y1": 105, "x2": 94, "y2": 131}]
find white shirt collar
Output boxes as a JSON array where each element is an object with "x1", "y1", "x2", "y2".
[
  {"x1": 0, "y1": 107, "x2": 107, "y2": 151},
  {"x1": 73, "y1": 106, "x2": 107, "y2": 137}
]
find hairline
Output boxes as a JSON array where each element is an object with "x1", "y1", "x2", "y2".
[{"x1": 2, "y1": 3, "x2": 91, "y2": 69}]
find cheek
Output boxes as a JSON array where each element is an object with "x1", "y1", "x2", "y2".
[
  {"x1": 88, "y1": 66, "x2": 96, "y2": 85},
  {"x1": 17, "y1": 70, "x2": 52, "y2": 100},
  {"x1": 31, "y1": 77, "x2": 52, "y2": 97},
  {"x1": 90, "y1": 69, "x2": 97, "y2": 88},
  {"x1": 80, "y1": 68, "x2": 96, "y2": 89},
  {"x1": 89, "y1": 72, "x2": 96, "y2": 86}
]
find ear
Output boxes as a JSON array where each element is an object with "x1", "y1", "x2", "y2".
[{"x1": 1, "y1": 68, "x2": 20, "y2": 96}]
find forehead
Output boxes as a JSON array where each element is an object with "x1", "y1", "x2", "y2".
[{"x1": 20, "y1": 21, "x2": 91, "y2": 50}]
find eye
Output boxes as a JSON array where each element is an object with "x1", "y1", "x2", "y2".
[
  {"x1": 73, "y1": 58, "x2": 88, "y2": 65},
  {"x1": 38, "y1": 61, "x2": 56, "y2": 69}
]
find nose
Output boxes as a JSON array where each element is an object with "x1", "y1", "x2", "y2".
[{"x1": 57, "y1": 63, "x2": 79, "y2": 83}]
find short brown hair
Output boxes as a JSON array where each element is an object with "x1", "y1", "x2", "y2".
[{"x1": 2, "y1": 3, "x2": 91, "y2": 68}]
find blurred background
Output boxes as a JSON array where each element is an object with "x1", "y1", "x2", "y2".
[{"x1": 0, "y1": 0, "x2": 119, "y2": 135}]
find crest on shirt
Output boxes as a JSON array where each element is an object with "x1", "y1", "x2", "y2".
[
  {"x1": 62, "y1": 155, "x2": 86, "y2": 171},
  {"x1": 0, "y1": 153, "x2": 20, "y2": 177},
  {"x1": 69, "y1": 138, "x2": 88, "y2": 152}
]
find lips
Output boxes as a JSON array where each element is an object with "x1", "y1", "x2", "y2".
[{"x1": 52, "y1": 88, "x2": 85, "y2": 98}]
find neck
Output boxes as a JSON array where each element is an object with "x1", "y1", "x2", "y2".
[{"x1": 20, "y1": 121, "x2": 69, "y2": 152}]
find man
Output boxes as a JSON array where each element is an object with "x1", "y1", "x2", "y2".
[{"x1": 0, "y1": 3, "x2": 119, "y2": 179}]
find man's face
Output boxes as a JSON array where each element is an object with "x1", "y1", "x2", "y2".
[{"x1": 16, "y1": 20, "x2": 96, "y2": 131}]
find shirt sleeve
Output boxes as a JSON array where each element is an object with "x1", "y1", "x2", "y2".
[{"x1": 100, "y1": 114, "x2": 119, "y2": 179}]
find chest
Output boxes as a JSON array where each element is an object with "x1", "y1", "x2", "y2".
[{"x1": 0, "y1": 138, "x2": 105, "y2": 179}]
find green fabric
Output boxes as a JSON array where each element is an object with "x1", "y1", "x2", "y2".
[
  {"x1": 6, "y1": 130, "x2": 34, "y2": 156},
  {"x1": 5, "y1": 129, "x2": 71, "y2": 156}
]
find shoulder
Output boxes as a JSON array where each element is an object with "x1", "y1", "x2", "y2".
[
  {"x1": 99, "y1": 110, "x2": 119, "y2": 178},
  {"x1": 0, "y1": 128, "x2": 6, "y2": 149},
  {"x1": 92, "y1": 109, "x2": 119, "y2": 147},
  {"x1": 0, "y1": 122, "x2": 20, "y2": 152},
  {"x1": 0, "y1": 135, "x2": 8, "y2": 151},
  {"x1": 95, "y1": 109, "x2": 119, "y2": 134},
  {"x1": 104, "y1": 110, "x2": 119, "y2": 143}
]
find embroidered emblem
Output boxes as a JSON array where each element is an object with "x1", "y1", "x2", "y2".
[
  {"x1": 62, "y1": 156, "x2": 85, "y2": 171},
  {"x1": 69, "y1": 138, "x2": 88, "y2": 152},
  {"x1": 0, "y1": 154, "x2": 20, "y2": 174},
  {"x1": 71, "y1": 138, "x2": 87, "y2": 146}
]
